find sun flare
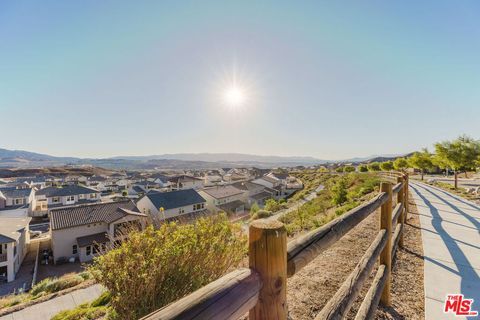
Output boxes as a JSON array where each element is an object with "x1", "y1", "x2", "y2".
[{"x1": 223, "y1": 86, "x2": 246, "y2": 108}]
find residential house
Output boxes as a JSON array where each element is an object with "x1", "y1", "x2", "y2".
[
  {"x1": 147, "y1": 173, "x2": 172, "y2": 188},
  {"x1": 168, "y1": 175, "x2": 204, "y2": 191},
  {"x1": 252, "y1": 176, "x2": 284, "y2": 199},
  {"x1": 231, "y1": 181, "x2": 274, "y2": 208},
  {"x1": 199, "y1": 185, "x2": 246, "y2": 216},
  {"x1": 0, "y1": 217, "x2": 31, "y2": 282},
  {"x1": 136, "y1": 189, "x2": 207, "y2": 225},
  {"x1": 0, "y1": 187, "x2": 35, "y2": 216},
  {"x1": 35, "y1": 185, "x2": 101, "y2": 212},
  {"x1": 49, "y1": 200, "x2": 147, "y2": 263}
]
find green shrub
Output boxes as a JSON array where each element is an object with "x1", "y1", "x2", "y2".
[
  {"x1": 264, "y1": 199, "x2": 280, "y2": 212},
  {"x1": 89, "y1": 214, "x2": 246, "y2": 320},
  {"x1": 90, "y1": 291, "x2": 112, "y2": 308},
  {"x1": 331, "y1": 178, "x2": 348, "y2": 205},
  {"x1": 50, "y1": 304, "x2": 107, "y2": 320}
]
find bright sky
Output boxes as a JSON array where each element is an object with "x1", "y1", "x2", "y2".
[{"x1": 1, "y1": 1, "x2": 479, "y2": 160}]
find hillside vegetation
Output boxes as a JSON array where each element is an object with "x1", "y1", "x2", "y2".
[{"x1": 281, "y1": 172, "x2": 381, "y2": 236}]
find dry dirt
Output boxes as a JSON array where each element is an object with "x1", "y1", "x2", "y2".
[{"x1": 287, "y1": 194, "x2": 425, "y2": 319}]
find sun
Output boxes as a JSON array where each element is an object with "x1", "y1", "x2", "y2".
[{"x1": 223, "y1": 86, "x2": 246, "y2": 108}]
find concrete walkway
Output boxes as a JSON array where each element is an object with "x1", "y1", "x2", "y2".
[
  {"x1": 0, "y1": 284, "x2": 103, "y2": 320},
  {"x1": 410, "y1": 182, "x2": 480, "y2": 320}
]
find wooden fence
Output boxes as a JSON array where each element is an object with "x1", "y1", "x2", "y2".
[{"x1": 142, "y1": 172, "x2": 409, "y2": 320}]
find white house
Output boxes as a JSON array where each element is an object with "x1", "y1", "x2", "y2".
[
  {"x1": 0, "y1": 187, "x2": 36, "y2": 216},
  {"x1": 35, "y1": 185, "x2": 101, "y2": 211},
  {"x1": 49, "y1": 200, "x2": 147, "y2": 263},
  {"x1": 136, "y1": 189, "x2": 207, "y2": 226},
  {"x1": 168, "y1": 175, "x2": 204, "y2": 191},
  {"x1": 0, "y1": 217, "x2": 31, "y2": 282},
  {"x1": 199, "y1": 185, "x2": 246, "y2": 216}
]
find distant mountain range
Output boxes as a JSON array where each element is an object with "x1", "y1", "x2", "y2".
[{"x1": 0, "y1": 148, "x2": 407, "y2": 170}]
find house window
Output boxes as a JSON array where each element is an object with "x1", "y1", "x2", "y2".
[
  {"x1": 13, "y1": 244, "x2": 17, "y2": 256},
  {"x1": 52, "y1": 197, "x2": 60, "y2": 203},
  {"x1": 72, "y1": 245, "x2": 78, "y2": 255},
  {"x1": 14, "y1": 198, "x2": 24, "y2": 205},
  {"x1": 90, "y1": 193, "x2": 97, "y2": 199},
  {"x1": 86, "y1": 246, "x2": 91, "y2": 256},
  {"x1": 201, "y1": 203, "x2": 205, "y2": 209},
  {"x1": 79, "y1": 194, "x2": 84, "y2": 199},
  {"x1": 66, "y1": 195, "x2": 75, "y2": 202},
  {"x1": 178, "y1": 208, "x2": 184, "y2": 214}
]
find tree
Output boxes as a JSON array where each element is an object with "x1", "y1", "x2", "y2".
[
  {"x1": 249, "y1": 202, "x2": 260, "y2": 217},
  {"x1": 380, "y1": 161, "x2": 394, "y2": 171},
  {"x1": 434, "y1": 135, "x2": 480, "y2": 188},
  {"x1": 344, "y1": 166, "x2": 355, "y2": 173},
  {"x1": 358, "y1": 164, "x2": 368, "y2": 172},
  {"x1": 367, "y1": 162, "x2": 381, "y2": 172},
  {"x1": 122, "y1": 190, "x2": 128, "y2": 197},
  {"x1": 408, "y1": 148, "x2": 433, "y2": 181},
  {"x1": 393, "y1": 158, "x2": 408, "y2": 171},
  {"x1": 332, "y1": 178, "x2": 348, "y2": 205},
  {"x1": 335, "y1": 166, "x2": 344, "y2": 173}
]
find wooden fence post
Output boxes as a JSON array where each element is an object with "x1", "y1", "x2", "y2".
[
  {"x1": 404, "y1": 174, "x2": 409, "y2": 221},
  {"x1": 379, "y1": 182, "x2": 392, "y2": 307},
  {"x1": 397, "y1": 176, "x2": 405, "y2": 248},
  {"x1": 249, "y1": 220, "x2": 287, "y2": 320}
]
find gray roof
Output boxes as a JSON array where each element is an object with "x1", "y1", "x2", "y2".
[
  {"x1": 218, "y1": 200, "x2": 245, "y2": 213},
  {"x1": 168, "y1": 175, "x2": 202, "y2": 183},
  {"x1": 202, "y1": 185, "x2": 244, "y2": 199},
  {"x1": 0, "y1": 217, "x2": 31, "y2": 243},
  {"x1": 37, "y1": 185, "x2": 99, "y2": 197},
  {"x1": 50, "y1": 200, "x2": 145, "y2": 230},
  {"x1": 231, "y1": 181, "x2": 264, "y2": 191},
  {"x1": 250, "y1": 191, "x2": 273, "y2": 201},
  {"x1": 143, "y1": 189, "x2": 205, "y2": 210},
  {"x1": 77, "y1": 232, "x2": 109, "y2": 247},
  {"x1": 0, "y1": 187, "x2": 33, "y2": 199}
]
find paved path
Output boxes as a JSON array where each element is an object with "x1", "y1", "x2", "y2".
[
  {"x1": 410, "y1": 182, "x2": 480, "y2": 320},
  {"x1": 0, "y1": 284, "x2": 103, "y2": 320}
]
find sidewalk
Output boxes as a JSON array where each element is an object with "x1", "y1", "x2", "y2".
[
  {"x1": 0, "y1": 284, "x2": 104, "y2": 320},
  {"x1": 410, "y1": 182, "x2": 480, "y2": 320}
]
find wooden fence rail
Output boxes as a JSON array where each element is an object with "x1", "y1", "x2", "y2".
[{"x1": 142, "y1": 172, "x2": 409, "y2": 320}]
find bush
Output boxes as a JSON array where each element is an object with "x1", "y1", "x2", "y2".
[
  {"x1": 344, "y1": 166, "x2": 355, "y2": 173},
  {"x1": 331, "y1": 178, "x2": 348, "y2": 205},
  {"x1": 30, "y1": 274, "x2": 84, "y2": 297},
  {"x1": 89, "y1": 214, "x2": 246, "y2": 320},
  {"x1": 358, "y1": 165, "x2": 368, "y2": 172},
  {"x1": 249, "y1": 202, "x2": 260, "y2": 217},
  {"x1": 50, "y1": 304, "x2": 107, "y2": 320},
  {"x1": 264, "y1": 199, "x2": 281, "y2": 212},
  {"x1": 367, "y1": 162, "x2": 381, "y2": 171}
]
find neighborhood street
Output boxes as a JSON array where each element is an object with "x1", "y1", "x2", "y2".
[{"x1": 410, "y1": 182, "x2": 480, "y2": 320}]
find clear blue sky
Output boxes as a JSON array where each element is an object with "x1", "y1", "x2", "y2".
[{"x1": 1, "y1": 1, "x2": 479, "y2": 160}]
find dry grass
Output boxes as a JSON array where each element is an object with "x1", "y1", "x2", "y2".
[{"x1": 286, "y1": 192, "x2": 425, "y2": 319}]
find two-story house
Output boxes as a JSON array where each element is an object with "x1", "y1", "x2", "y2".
[
  {"x1": 230, "y1": 181, "x2": 274, "y2": 208},
  {"x1": 136, "y1": 189, "x2": 207, "y2": 226},
  {"x1": 168, "y1": 175, "x2": 204, "y2": 191},
  {"x1": 0, "y1": 187, "x2": 36, "y2": 217},
  {"x1": 199, "y1": 185, "x2": 246, "y2": 216},
  {"x1": 35, "y1": 185, "x2": 101, "y2": 212},
  {"x1": 49, "y1": 200, "x2": 147, "y2": 263},
  {"x1": 0, "y1": 217, "x2": 31, "y2": 282}
]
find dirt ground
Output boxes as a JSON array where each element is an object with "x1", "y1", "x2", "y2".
[{"x1": 287, "y1": 193, "x2": 425, "y2": 319}]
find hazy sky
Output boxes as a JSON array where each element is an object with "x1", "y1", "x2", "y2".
[{"x1": 1, "y1": 1, "x2": 479, "y2": 160}]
